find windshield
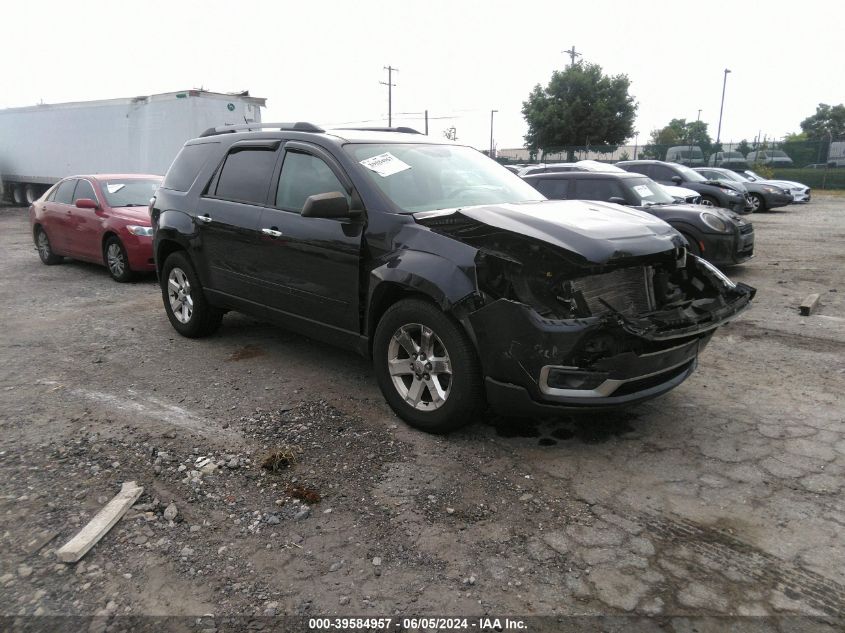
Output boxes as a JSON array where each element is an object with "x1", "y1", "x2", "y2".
[
  {"x1": 101, "y1": 179, "x2": 161, "y2": 207},
  {"x1": 626, "y1": 178, "x2": 675, "y2": 205},
  {"x1": 674, "y1": 164, "x2": 707, "y2": 182},
  {"x1": 770, "y1": 150, "x2": 789, "y2": 158},
  {"x1": 722, "y1": 152, "x2": 744, "y2": 159},
  {"x1": 714, "y1": 170, "x2": 743, "y2": 183},
  {"x1": 345, "y1": 143, "x2": 544, "y2": 212},
  {"x1": 744, "y1": 170, "x2": 761, "y2": 181}
]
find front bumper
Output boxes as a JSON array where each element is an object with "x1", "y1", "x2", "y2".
[
  {"x1": 122, "y1": 233, "x2": 156, "y2": 271},
  {"x1": 699, "y1": 224, "x2": 754, "y2": 266},
  {"x1": 763, "y1": 192, "x2": 793, "y2": 209},
  {"x1": 468, "y1": 278, "x2": 753, "y2": 415},
  {"x1": 790, "y1": 188, "x2": 810, "y2": 202}
]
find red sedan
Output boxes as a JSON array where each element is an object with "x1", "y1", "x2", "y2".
[{"x1": 29, "y1": 174, "x2": 162, "y2": 282}]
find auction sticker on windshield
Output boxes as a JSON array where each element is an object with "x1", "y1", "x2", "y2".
[
  {"x1": 359, "y1": 152, "x2": 412, "y2": 177},
  {"x1": 633, "y1": 184, "x2": 653, "y2": 198}
]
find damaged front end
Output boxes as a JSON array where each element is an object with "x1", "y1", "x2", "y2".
[{"x1": 416, "y1": 207, "x2": 755, "y2": 414}]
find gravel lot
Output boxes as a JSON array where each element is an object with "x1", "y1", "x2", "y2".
[{"x1": 1, "y1": 196, "x2": 844, "y2": 625}]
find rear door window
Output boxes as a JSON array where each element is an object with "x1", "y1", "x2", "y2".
[
  {"x1": 213, "y1": 147, "x2": 278, "y2": 205},
  {"x1": 623, "y1": 164, "x2": 650, "y2": 177},
  {"x1": 573, "y1": 179, "x2": 625, "y2": 201},
  {"x1": 534, "y1": 179, "x2": 571, "y2": 199},
  {"x1": 650, "y1": 165, "x2": 676, "y2": 182},
  {"x1": 54, "y1": 180, "x2": 77, "y2": 205}
]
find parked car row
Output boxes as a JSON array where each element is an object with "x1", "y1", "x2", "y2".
[{"x1": 28, "y1": 124, "x2": 756, "y2": 434}]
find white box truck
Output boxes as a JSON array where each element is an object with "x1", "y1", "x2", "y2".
[
  {"x1": 827, "y1": 141, "x2": 845, "y2": 168},
  {"x1": 0, "y1": 89, "x2": 265, "y2": 204}
]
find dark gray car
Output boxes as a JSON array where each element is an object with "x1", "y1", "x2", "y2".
[
  {"x1": 695, "y1": 167, "x2": 792, "y2": 212},
  {"x1": 617, "y1": 160, "x2": 750, "y2": 213}
]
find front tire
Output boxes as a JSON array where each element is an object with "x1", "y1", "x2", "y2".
[
  {"x1": 748, "y1": 193, "x2": 765, "y2": 212},
  {"x1": 160, "y1": 250, "x2": 223, "y2": 338},
  {"x1": 700, "y1": 196, "x2": 717, "y2": 207},
  {"x1": 373, "y1": 298, "x2": 484, "y2": 433},
  {"x1": 104, "y1": 236, "x2": 134, "y2": 282},
  {"x1": 35, "y1": 227, "x2": 63, "y2": 265}
]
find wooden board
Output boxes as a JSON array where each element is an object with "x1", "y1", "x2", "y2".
[
  {"x1": 800, "y1": 293, "x2": 820, "y2": 316},
  {"x1": 56, "y1": 481, "x2": 143, "y2": 563}
]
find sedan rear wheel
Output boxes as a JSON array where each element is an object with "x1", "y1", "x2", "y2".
[{"x1": 35, "y1": 227, "x2": 62, "y2": 265}]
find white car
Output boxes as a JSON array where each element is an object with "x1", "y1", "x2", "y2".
[{"x1": 741, "y1": 170, "x2": 811, "y2": 203}]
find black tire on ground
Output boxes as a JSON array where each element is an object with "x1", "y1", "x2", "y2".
[
  {"x1": 681, "y1": 232, "x2": 702, "y2": 258},
  {"x1": 700, "y1": 196, "x2": 718, "y2": 207},
  {"x1": 24, "y1": 184, "x2": 39, "y2": 205},
  {"x1": 35, "y1": 226, "x2": 63, "y2": 265},
  {"x1": 103, "y1": 235, "x2": 134, "y2": 283},
  {"x1": 373, "y1": 298, "x2": 485, "y2": 433},
  {"x1": 749, "y1": 193, "x2": 766, "y2": 212},
  {"x1": 159, "y1": 250, "x2": 223, "y2": 338}
]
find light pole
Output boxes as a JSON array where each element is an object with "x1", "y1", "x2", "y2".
[
  {"x1": 490, "y1": 110, "x2": 498, "y2": 157},
  {"x1": 716, "y1": 68, "x2": 731, "y2": 144}
]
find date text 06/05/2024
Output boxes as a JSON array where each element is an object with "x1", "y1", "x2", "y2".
[{"x1": 308, "y1": 617, "x2": 528, "y2": 630}]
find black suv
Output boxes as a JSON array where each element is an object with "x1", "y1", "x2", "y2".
[
  {"x1": 151, "y1": 123, "x2": 755, "y2": 433},
  {"x1": 522, "y1": 171, "x2": 755, "y2": 266},
  {"x1": 617, "y1": 160, "x2": 749, "y2": 213}
]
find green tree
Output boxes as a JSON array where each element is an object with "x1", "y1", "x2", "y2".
[
  {"x1": 736, "y1": 139, "x2": 752, "y2": 156},
  {"x1": 642, "y1": 118, "x2": 713, "y2": 159},
  {"x1": 800, "y1": 103, "x2": 845, "y2": 139},
  {"x1": 522, "y1": 62, "x2": 637, "y2": 161}
]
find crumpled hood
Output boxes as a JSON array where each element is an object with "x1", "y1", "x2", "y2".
[{"x1": 414, "y1": 199, "x2": 685, "y2": 264}]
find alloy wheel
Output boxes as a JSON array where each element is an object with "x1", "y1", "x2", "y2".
[
  {"x1": 106, "y1": 243, "x2": 125, "y2": 277},
  {"x1": 168, "y1": 267, "x2": 194, "y2": 324},
  {"x1": 750, "y1": 195, "x2": 762, "y2": 211},
  {"x1": 37, "y1": 230, "x2": 50, "y2": 260},
  {"x1": 387, "y1": 323, "x2": 452, "y2": 410},
  {"x1": 700, "y1": 198, "x2": 715, "y2": 207}
]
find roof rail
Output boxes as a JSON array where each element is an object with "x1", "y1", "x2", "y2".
[
  {"x1": 334, "y1": 126, "x2": 423, "y2": 135},
  {"x1": 199, "y1": 122, "x2": 324, "y2": 137}
]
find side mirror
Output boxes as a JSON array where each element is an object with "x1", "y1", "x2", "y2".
[
  {"x1": 608, "y1": 196, "x2": 628, "y2": 205},
  {"x1": 671, "y1": 176, "x2": 683, "y2": 185},
  {"x1": 301, "y1": 192, "x2": 355, "y2": 219},
  {"x1": 75, "y1": 198, "x2": 98, "y2": 209}
]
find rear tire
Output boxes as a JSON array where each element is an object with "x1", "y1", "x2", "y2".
[
  {"x1": 160, "y1": 250, "x2": 223, "y2": 338},
  {"x1": 104, "y1": 236, "x2": 134, "y2": 282},
  {"x1": 35, "y1": 227, "x2": 63, "y2": 265},
  {"x1": 24, "y1": 184, "x2": 39, "y2": 205},
  {"x1": 373, "y1": 298, "x2": 484, "y2": 433}
]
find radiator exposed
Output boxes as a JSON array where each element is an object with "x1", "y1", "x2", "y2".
[{"x1": 570, "y1": 266, "x2": 655, "y2": 316}]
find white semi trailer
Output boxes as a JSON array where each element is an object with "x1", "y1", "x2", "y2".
[{"x1": 0, "y1": 89, "x2": 265, "y2": 205}]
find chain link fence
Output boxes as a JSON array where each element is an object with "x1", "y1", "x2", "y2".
[{"x1": 498, "y1": 137, "x2": 845, "y2": 189}]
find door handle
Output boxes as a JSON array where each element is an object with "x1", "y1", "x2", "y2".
[
  {"x1": 261, "y1": 228, "x2": 283, "y2": 238},
  {"x1": 197, "y1": 215, "x2": 212, "y2": 224}
]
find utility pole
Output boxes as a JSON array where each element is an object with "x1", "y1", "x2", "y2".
[
  {"x1": 489, "y1": 110, "x2": 498, "y2": 157},
  {"x1": 562, "y1": 45, "x2": 581, "y2": 66},
  {"x1": 424, "y1": 110, "x2": 429, "y2": 135},
  {"x1": 380, "y1": 66, "x2": 398, "y2": 127},
  {"x1": 716, "y1": 68, "x2": 731, "y2": 144}
]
